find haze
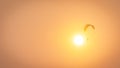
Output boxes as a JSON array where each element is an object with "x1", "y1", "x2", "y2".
[{"x1": 0, "y1": 0, "x2": 120, "y2": 68}]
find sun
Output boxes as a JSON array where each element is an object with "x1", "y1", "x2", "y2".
[{"x1": 73, "y1": 34, "x2": 85, "y2": 46}]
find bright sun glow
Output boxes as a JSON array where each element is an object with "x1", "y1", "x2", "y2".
[{"x1": 73, "y1": 34, "x2": 85, "y2": 46}]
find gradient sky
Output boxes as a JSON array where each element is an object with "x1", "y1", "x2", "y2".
[{"x1": 1, "y1": 0, "x2": 120, "y2": 68}]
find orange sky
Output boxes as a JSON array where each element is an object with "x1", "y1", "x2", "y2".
[{"x1": 1, "y1": 0, "x2": 120, "y2": 68}]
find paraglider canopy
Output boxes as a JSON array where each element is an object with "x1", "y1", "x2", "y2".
[{"x1": 84, "y1": 24, "x2": 95, "y2": 32}]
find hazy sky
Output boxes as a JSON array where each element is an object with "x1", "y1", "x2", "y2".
[{"x1": 0, "y1": 0, "x2": 120, "y2": 68}]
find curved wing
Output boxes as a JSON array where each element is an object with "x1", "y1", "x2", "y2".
[{"x1": 84, "y1": 24, "x2": 95, "y2": 32}]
